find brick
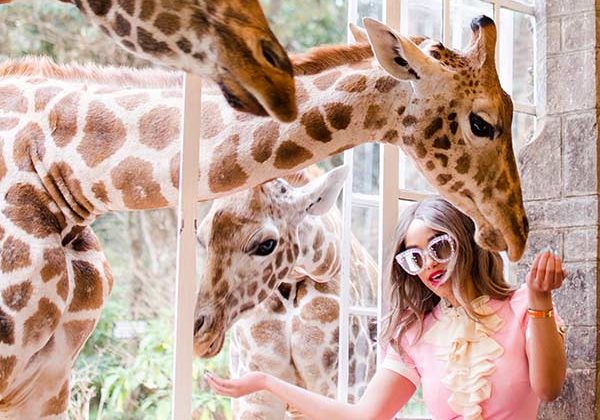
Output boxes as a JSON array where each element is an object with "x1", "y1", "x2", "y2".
[
  {"x1": 562, "y1": 12, "x2": 596, "y2": 51},
  {"x1": 564, "y1": 227, "x2": 598, "y2": 262},
  {"x1": 525, "y1": 197, "x2": 598, "y2": 230},
  {"x1": 539, "y1": 369, "x2": 596, "y2": 419},
  {"x1": 565, "y1": 326, "x2": 597, "y2": 369},
  {"x1": 544, "y1": 0, "x2": 596, "y2": 17},
  {"x1": 552, "y1": 262, "x2": 597, "y2": 326},
  {"x1": 563, "y1": 111, "x2": 598, "y2": 196},
  {"x1": 547, "y1": 50, "x2": 596, "y2": 113}
]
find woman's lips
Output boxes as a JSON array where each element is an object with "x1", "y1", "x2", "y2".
[{"x1": 428, "y1": 269, "x2": 447, "y2": 286}]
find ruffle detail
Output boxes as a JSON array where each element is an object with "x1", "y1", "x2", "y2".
[{"x1": 423, "y1": 296, "x2": 504, "y2": 420}]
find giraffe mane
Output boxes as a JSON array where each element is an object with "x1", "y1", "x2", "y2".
[
  {"x1": 0, "y1": 56, "x2": 183, "y2": 88},
  {"x1": 291, "y1": 43, "x2": 374, "y2": 75}
]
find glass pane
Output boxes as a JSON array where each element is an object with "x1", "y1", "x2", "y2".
[
  {"x1": 358, "y1": 0, "x2": 383, "y2": 21},
  {"x1": 350, "y1": 205, "x2": 379, "y2": 307},
  {"x1": 353, "y1": 143, "x2": 380, "y2": 195},
  {"x1": 512, "y1": 112, "x2": 536, "y2": 155},
  {"x1": 499, "y1": 8, "x2": 535, "y2": 104},
  {"x1": 405, "y1": 0, "x2": 443, "y2": 40},
  {"x1": 449, "y1": 0, "x2": 494, "y2": 49},
  {"x1": 400, "y1": 153, "x2": 437, "y2": 194},
  {"x1": 346, "y1": 315, "x2": 378, "y2": 403}
]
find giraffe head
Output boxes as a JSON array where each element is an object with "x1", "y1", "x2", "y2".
[
  {"x1": 193, "y1": 166, "x2": 349, "y2": 358},
  {"x1": 0, "y1": 0, "x2": 297, "y2": 122},
  {"x1": 365, "y1": 16, "x2": 528, "y2": 260}
]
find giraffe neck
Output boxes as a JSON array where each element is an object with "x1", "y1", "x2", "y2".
[{"x1": 295, "y1": 212, "x2": 341, "y2": 282}]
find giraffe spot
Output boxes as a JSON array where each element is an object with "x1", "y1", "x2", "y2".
[
  {"x1": 139, "y1": 106, "x2": 180, "y2": 150},
  {"x1": 1, "y1": 236, "x2": 31, "y2": 274},
  {"x1": 313, "y1": 70, "x2": 341, "y2": 91},
  {"x1": 71, "y1": 228, "x2": 101, "y2": 253},
  {"x1": 295, "y1": 82, "x2": 310, "y2": 106},
  {"x1": 139, "y1": 0, "x2": 156, "y2": 19},
  {"x1": 324, "y1": 103, "x2": 352, "y2": 131},
  {"x1": 176, "y1": 37, "x2": 192, "y2": 54},
  {"x1": 402, "y1": 115, "x2": 418, "y2": 126},
  {"x1": 301, "y1": 296, "x2": 339, "y2": 323},
  {"x1": 112, "y1": 157, "x2": 169, "y2": 209},
  {"x1": 138, "y1": 27, "x2": 172, "y2": 55},
  {"x1": 155, "y1": 12, "x2": 180, "y2": 35},
  {"x1": 314, "y1": 243, "x2": 335, "y2": 276},
  {"x1": 22, "y1": 297, "x2": 60, "y2": 347},
  {"x1": 274, "y1": 141, "x2": 313, "y2": 170},
  {"x1": 0, "y1": 308, "x2": 15, "y2": 345},
  {"x1": 0, "y1": 225, "x2": 4, "y2": 241},
  {"x1": 301, "y1": 108, "x2": 332, "y2": 143},
  {"x1": 363, "y1": 104, "x2": 388, "y2": 130},
  {"x1": 113, "y1": 12, "x2": 131, "y2": 36},
  {"x1": 433, "y1": 135, "x2": 451, "y2": 150},
  {"x1": 34, "y1": 86, "x2": 61, "y2": 112},
  {"x1": 322, "y1": 349, "x2": 337, "y2": 369},
  {"x1": 335, "y1": 74, "x2": 367, "y2": 93},
  {"x1": 14, "y1": 122, "x2": 45, "y2": 172},
  {"x1": 251, "y1": 320, "x2": 285, "y2": 346},
  {"x1": 496, "y1": 171, "x2": 509, "y2": 192},
  {"x1": 2, "y1": 281, "x2": 33, "y2": 311},
  {"x1": 448, "y1": 112, "x2": 457, "y2": 121},
  {"x1": 251, "y1": 121, "x2": 279, "y2": 163},
  {"x1": 4, "y1": 183, "x2": 64, "y2": 238},
  {"x1": 382, "y1": 129, "x2": 399, "y2": 143},
  {"x1": 436, "y1": 174, "x2": 452, "y2": 185},
  {"x1": 434, "y1": 153, "x2": 448, "y2": 167},
  {"x1": 208, "y1": 134, "x2": 249, "y2": 193},
  {"x1": 63, "y1": 320, "x2": 96, "y2": 355},
  {"x1": 47, "y1": 162, "x2": 95, "y2": 219},
  {"x1": 375, "y1": 76, "x2": 399, "y2": 93},
  {"x1": 450, "y1": 121, "x2": 459, "y2": 135},
  {"x1": 41, "y1": 380, "x2": 70, "y2": 416},
  {"x1": 313, "y1": 230, "x2": 324, "y2": 250},
  {"x1": 415, "y1": 141, "x2": 427, "y2": 159},
  {"x1": 41, "y1": 248, "x2": 67, "y2": 283},
  {"x1": 450, "y1": 181, "x2": 464, "y2": 192},
  {"x1": 0, "y1": 85, "x2": 27, "y2": 113},
  {"x1": 79, "y1": 101, "x2": 127, "y2": 167},
  {"x1": 0, "y1": 117, "x2": 18, "y2": 131},
  {"x1": 88, "y1": 0, "x2": 111, "y2": 15},
  {"x1": 402, "y1": 135, "x2": 415, "y2": 146},
  {"x1": 425, "y1": 160, "x2": 435, "y2": 171},
  {"x1": 116, "y1": 92, "x2": 150, "y2": 111},
  {"x1": 0, "y1": 356, "x2": 16, "y2": 394},
  {"x1": 170, "y1": 152, "x2": 180, "y2": 188},
  {"x1": 92, "y1": 181, "x2": 110, "y2": 204},
  {"x1": 397, "y1": 106, "x2": 406, "y2": 116},
  {"x1": 246, "y1": 282, "x2": 258, "y2": 297},
  {"x1": 424, "y1": 117, "x2": 443, "y2": 139},
  {"x1": 121, "y1": 39, "x2": 136, "y2": 51},
  {"x1": 118, "y1": 0, "x2": 135, "y2": 15},
  {"x1": 68, "y1": 260, "x2": 103, "y2": 312},
  {"x1": 277, "y1": 267, "x2": 289, "y2": 280},
  {"x1": 275, "y1": 250, "x2": 284, "y2": 267},
  {"x1": 455, "y1": 153, "x2": 471, "y2": 174},
  {"x1": 199, "y1": 102, "x2": 226, "y2": 139}
]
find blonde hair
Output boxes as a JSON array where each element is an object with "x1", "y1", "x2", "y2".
[{"x1": 380, "y1": 198, "x2": 514, "y2": 352}]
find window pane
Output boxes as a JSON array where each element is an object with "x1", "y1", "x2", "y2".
[
  {"x1": 358, "y1": 0, "x2": 383, "y2": 21},
  {"x1": 512, "y1": 112, "x2": 536, "y2": 155},
  {"x1": 499, "y1": 8, "x2": 535, "y2": 105},
  {"x1": 405, "y1": 0, "x2": 443, "y2": 40},
  {"x1": 353, "y1": 143, "x2": 380, "y2": 195},
  {"x1": 400, "y1": 153, "x2": 437, "y2": 194},
  {"x1": 350, "y1": 205, "x2": 379, "y2": 307},
  {"x1": 449, "y1": 0, "x2": 494, "y2": 49}
]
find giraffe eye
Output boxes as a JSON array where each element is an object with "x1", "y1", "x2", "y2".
[
  {"x1": 254, "y1": 239, "x2": 278, "y2": 256},
  {"x1": 469, "y1": 113, "x2": 495, "y2": 139}
]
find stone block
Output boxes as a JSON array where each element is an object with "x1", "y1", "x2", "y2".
[
  {"x1": 563, "y1": 111, "x2": 598, "y2": 196},
  {"x1": 564, "y1": 227, "x2": 598, "y2": 262},
  {"x1": 547, "y1": 50, "x2": 596, "y2": 113},
  {"x1": 544, "y1": 0, "x2": 596, "y2": 17},
  {"x1": 562, "y1": 12, "x2": 596, "y2": 51},
  {"x1": 552, "y1": 262, "x2": 597, "y2": 326},
  {"x1": 547, "y1": 18, "x2": 562, "y2": 54},
  {"x1": 525, "y1": 196, "x2": 598, "y2": 230},
  {"x1": 565, "y1": 326, "x2": 597, "y2": 369},
  {"x1": 519, "y1": 116, "x2": 562, "y2": 201},
  {"x1": 511, "y1": 228, "x2": 563, "y2": 283},
  {"x1": 539, "y1": 369, "x2": 596, "y2": 419}
]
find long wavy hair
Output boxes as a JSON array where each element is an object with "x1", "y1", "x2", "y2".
[{"x1": 380, "y1": 198, "x2": 515, "y2": 352}]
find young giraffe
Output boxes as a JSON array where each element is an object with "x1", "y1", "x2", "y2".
[
  {"x1": 196, "y1": 166, "x2": 378, "y2": 419},
  {"x1": 0, "y1": 16, "x2": 526, "y2": 418},
  {"x1": 0, "y1": 0, "x2": 297, "y2": 122}
]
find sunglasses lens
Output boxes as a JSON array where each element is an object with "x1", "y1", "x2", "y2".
[
  {"x1": 431, "y1": 237, "x2": 454, "y2": 261},
  {"x1": 397, "y1": 251, "x2": 424, "y2": 275}
]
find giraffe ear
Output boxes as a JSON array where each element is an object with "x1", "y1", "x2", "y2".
[
  {"x1": 299, "y1": 165, "x2": 350, "y2": 216},
  {"x1": 363, "y1": 18, "x2": 444, "y2": 81},
  {"x1": 349, "y1": 23, "x2": 369, "y2": 44}
]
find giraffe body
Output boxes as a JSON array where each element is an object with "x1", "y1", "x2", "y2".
[
  {"x1": 0, "y1": 16, "x2": 526, "y2": 418},
  {"x1": 197, "y1": 167, "x2": 377, "y2": 419}
]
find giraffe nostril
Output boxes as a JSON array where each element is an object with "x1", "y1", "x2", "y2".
[{"x1": 194, "y1": 317, "x2": 205, "y2": 336}]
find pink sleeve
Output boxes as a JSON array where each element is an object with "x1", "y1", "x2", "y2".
[
  {"x1": 510, "y1": 284, "x2": 567, "y2": 340},
  {"x1": 381, "y1": 342, "x2": 420, "y2": 387}
]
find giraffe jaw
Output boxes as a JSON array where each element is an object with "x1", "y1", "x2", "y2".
[{"x1": 194, "y1": 329, "x2": 226, "y2": 358}]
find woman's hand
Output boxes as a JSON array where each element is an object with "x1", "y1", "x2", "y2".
[
  {"x1": 204, "y1": 371, "x2": 267, "y2": 398},
  {"x1": 526, "y1": 251, "x2": 566, "y2": 307}
]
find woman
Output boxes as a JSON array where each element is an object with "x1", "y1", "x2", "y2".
[{"x1": 205, "y1": 198, "x2": 567, "y2": 420}]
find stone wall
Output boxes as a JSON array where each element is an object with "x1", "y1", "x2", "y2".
[{"x1": 516, "y1": 0, "x2": 600, "y2": 418}]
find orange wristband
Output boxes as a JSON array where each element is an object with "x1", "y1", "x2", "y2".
[{"x1": 527, "y1": 308, "x2": 554, "y2": 319}]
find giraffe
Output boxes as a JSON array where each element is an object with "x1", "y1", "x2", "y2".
[
  {"x1": 0, "y1": 0, "x2": 297, "y2": 122},
  {"x1": 195, "y1": 165, "x2": 378, "y2": 419},
  {"x1": 0, "y1": 15, "x2": 526, "y2": 418}
]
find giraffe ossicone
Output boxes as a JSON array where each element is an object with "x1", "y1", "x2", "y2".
[
  {"x1": 0, "y1": 0, "x2": 298, "y2": 122},
  {"x1": 195, "y1": 166, "x2": 377, "y2": 418}
]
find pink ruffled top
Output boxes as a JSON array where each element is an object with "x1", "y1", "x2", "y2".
[{"x1": 382, "y1": 285, "x2": 565, "y2": 420}]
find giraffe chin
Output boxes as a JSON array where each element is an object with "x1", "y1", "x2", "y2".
[
  {"x1": 475, "y1": 224, "x2": 508, "y2": 256},
  {"x1": 194, "y1": 331, "x2": 226, "y2": 358},
  {"x1": 218, "y1": 78, "x2": 269, "y2": 118}
]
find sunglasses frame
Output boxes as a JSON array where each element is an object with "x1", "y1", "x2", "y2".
[{"x1": 395, "y1": 234, "x2": 456, "y2": 276}]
